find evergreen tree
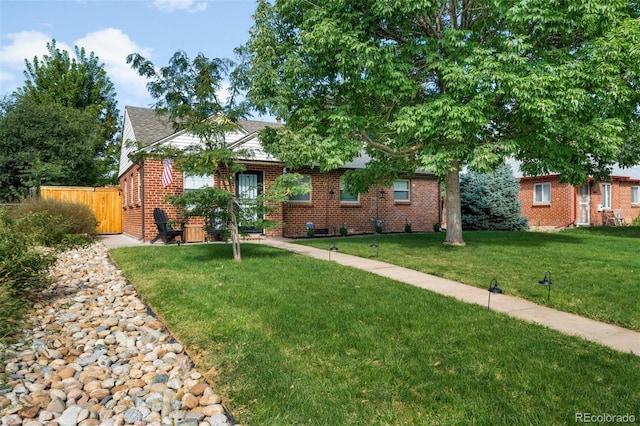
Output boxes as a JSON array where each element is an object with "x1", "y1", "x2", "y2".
[{"x1": 460, "y1": 163, "x2": 528, "y2": 231}]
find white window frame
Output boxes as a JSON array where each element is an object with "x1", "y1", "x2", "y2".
[
  {"x1": 289, "y1": 175, "x2": 311, "y2": 202},
  {"x1": 631, "y1": 186, "x2": 639, "y2": 205},
  {"x1": 130, "y1": 173, "x2": 135, "y2": 206},
  {"x1": 602, "y1": 183, "x2": 611, "y2": 209},
  {"x1": 183, "y1": 173, "x2": 214, "y2": 193},
  {"x1": 339, "y1": 176, "x2": 359, "y2": 203},
  {"x1": 533, "y1": 182, "x2": 551, "y2": 204},
  {"x1": 393, "y1": 179, "x2": 410, "y2": 202},
  {"x1": 137, "y1": 170, "x2": 142, "y2": 204},
  {"x1": 123, "y1": 179, "x2": 128, "y2": 206}
]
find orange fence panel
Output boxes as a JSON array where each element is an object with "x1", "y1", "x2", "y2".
[{"x1": 40, "y1": 186, "x2": 123, "y2": 234}]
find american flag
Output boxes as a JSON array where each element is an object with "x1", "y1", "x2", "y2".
[{"x1": 161, "y1": 158, "x2": 173, "y2": 188}]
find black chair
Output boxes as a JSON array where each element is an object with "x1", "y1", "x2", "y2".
[{"x1": 151, "y1": 208, "x2": 183, "y2": 245}]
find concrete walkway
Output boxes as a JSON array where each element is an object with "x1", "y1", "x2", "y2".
[
  {"x1": 99, "y1": 234, "x2": 640, "y2": 356},
  {"x1": 258, "y1": 238, "x2": 640, "y2": 357}
]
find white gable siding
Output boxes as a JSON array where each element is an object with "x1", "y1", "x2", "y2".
[
  {"x1": 233, "y1": 134, "x2": 278, "y2": 162},
  {"x1": 155, "y1": 129, "x2": 278, "y2": 163},
  {"x1": 118, "y1": 110, "x2": 137, "y2": 178}
]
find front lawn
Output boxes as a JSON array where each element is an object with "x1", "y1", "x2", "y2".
[
  {"x1": 110, "y1": 243, "x2": 640, "y2": 425},
  {"x1": 298, "y1": 228, "x2": 640, "y2": 331}
]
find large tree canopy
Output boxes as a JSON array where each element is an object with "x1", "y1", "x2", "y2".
[
  {"x1": 240, "y1": 0, "x2": 640, "y2": 245},
  {"x1": 10, "y1": 39, "x2": 121, "y2": 187},
  {"x1": 17, "y1": 40, "x2": 119, "y2": 145},
  {"x1": 0, "y1": 98, "x2": 102, "y2": 201}
]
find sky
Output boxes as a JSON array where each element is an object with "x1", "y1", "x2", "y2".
[{"x1": 0, "y1": 0, "x2": 260, "y2": 117}]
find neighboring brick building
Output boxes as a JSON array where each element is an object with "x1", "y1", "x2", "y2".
[
  {"x1": 509, "y1": 159, "x2": 640, "y2": 228},
  {"x1": 118, "y1": 106, "x2": 441, "y2": 242}
]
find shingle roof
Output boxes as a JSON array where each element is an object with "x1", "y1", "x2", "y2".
[
  {"x1": 125, "y1": 106, "x2": 282, "y2": 147},
  {"x1": 126, "y1": 106, "x2": 176, "y2": 147},
  {"x1": 507, "y1": 157, "x2": 640, "y2": 180},
  {"x1": 238, "y1": 118, "x2": 282, "y2": 135}
]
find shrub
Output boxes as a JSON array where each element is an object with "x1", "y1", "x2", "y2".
[
  {"x1": 0, "y1": 210, "x2": 55, "y2": 292},
  {"x1": 0, "y1": 286, "x2": 29, "y2": 341},
  {"x1": 0, "y1": 209, "x2": 56, "y2": 343},
  {"x1": 10, "y1": 198, "x2": 97, "y2": 246}
]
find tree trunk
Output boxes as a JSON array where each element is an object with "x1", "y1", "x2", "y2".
[
  {"x1": 444, "y1": 164, "x2": 465, "y2": 246},
  {"x1": 229, "y1": 197, "x2": 242, "y2": 262}
]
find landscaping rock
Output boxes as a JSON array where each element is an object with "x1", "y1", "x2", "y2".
[{"x1": 0, "y1": 243, "x2": 234, "y2": 426}]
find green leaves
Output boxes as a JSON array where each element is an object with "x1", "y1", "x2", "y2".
[{"x1": 243, "y1": 0, "x2": 639, "y2": 178}]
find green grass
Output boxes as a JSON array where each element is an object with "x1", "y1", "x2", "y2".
[
  {"x1": 297, "y1": 227, "x2": 640, "y2": 331},
  {"x1": 110, "y1": 243, "x2": 640, "y2": 425}
]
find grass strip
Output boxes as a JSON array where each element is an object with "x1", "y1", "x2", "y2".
[{"x1": 111, "y1": 243, "x2": 640, "y2": 425}]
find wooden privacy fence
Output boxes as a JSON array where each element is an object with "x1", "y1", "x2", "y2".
[{"x1": 40, "y1": 186, "x2": 123, "y2": 234}]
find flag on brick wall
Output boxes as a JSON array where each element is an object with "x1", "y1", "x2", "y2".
[{"x1": 161, "y1": 158, "x2": 173, "y2": 188}]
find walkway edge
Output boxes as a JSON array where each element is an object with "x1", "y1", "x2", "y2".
[{"x1": 258, "y1": 239, "x2": 640, "y2": 357}]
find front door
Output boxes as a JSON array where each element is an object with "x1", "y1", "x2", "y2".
[
  {"x1": 236, "y1": 171, "x2": 263, "y2": 231},
  {"x1": 576, "y1": 184, "x2": 590, "y2": 226}
]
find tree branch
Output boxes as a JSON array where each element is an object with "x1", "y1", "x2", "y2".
[
  {"x1": 359, "y1": 132, "x2": 423, "y2": 157},
  {"x1": 450, "y1": 0, "x2": 458, "y2": 30},
  {"x1": 415, "y1": 14, "x2": 440, "y2": 38}
]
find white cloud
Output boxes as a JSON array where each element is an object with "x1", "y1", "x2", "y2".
[
  {"x1": 153, "y1": 0, "x2": 207, "y2": 13},
  {"x1": 0, "y1": 28, "x2": 156, "y2": 108},
  {"x1": 75, "y1": 28, "x2": 154, "y2": 107},
  {"x1": 0, "y1": 31, "x2": 72, "y2": 94}
]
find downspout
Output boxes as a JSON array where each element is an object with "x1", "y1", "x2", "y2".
[
  {"x1": 438, "y1": 178, "x2": 443, "y2": 228},
  {"x1": 573, "y1": 185, "x2": 578, "y2": 226},
  {"x1": 141, "y1": 163, "x2": 145, "y2": 242}
]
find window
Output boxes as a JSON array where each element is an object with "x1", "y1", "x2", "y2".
[
  {"x1": 534, "y1": 183, "x2": 551, "y2": 204},
  {"x1": 183, "y1": 173, "x2": 213, "y2": 192},
  {"x1": 137, "y1": 171, "x2": 142, "y2": 204},
  {"x1": 289, "y1": 175, "x2": 311, "y2": 202},
  {"x1": 130, "y1": 173, "x2": 135, "y2": 206},
  {"x1": 602, "y1": 183, "x2": 611, "y2": 209},
  {"x1": 632, "y1": 186, "x2": 639, "y2": 204},
  {"x1": 123, "y1": 179, "x2": 128, "y2": 206},
  {"x1": 394, "y1": 180, "x2": 410, "y2": 201},
  {"x1": 340, "y1": 176, "x2": 359, "y2": 202}
]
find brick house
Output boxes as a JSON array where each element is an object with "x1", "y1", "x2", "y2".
[
  {"x1": 118, "y1": 106, "x2": 441, "y2": 242},
  {"x1": 509, "y1": 159, "x2": 640, "y2": 228}
]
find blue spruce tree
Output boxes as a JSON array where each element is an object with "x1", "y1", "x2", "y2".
[{"x1": 460, "y1": 163, "x2": 529, "y2": 231}]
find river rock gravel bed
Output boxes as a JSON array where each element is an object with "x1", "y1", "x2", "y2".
[{"x1": 0, "y1": 243, "x2": 235, "y2": 426}]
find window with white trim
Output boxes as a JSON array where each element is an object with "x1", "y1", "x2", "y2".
[
  {"x1": 137, "y1": 170, "x2": 142, "y2": 204},
  {"x1": 340, "y1": 176, "x2": 359, "y2": 202},
  {"x1": 183, "y1": 173, "x2": 214, "y2": 192},
  {"x1": 123, "y1": 179, "x2": 128, "y2": 206},
  {"x1": 631, "y1": 186, "x2": 639, "y2": 204},
  {"x1": 289, "y1": 175, "x2": 311, "y2": 202},
  {"x1": 130, "y1": 173, "x2": 135, "y2": 206},
  {"x1": 394, "y1": 180, "x2": 410, "y2": 201},
  {"x1": 534, "y1": 183, "x2": 551, "y2": 204},
  {"x1": 602, "y1": 183, "x2": 611, "y2": 209}
]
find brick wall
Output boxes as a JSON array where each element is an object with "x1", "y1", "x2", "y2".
[
  {"x1": 519, "y1": 176, "x2": 575, "y2": 227},
  {"x1": 282, "y1": 168, "x2": 440, "y2": 237},
  {"x1": 121, "y1": 160, "x2": 441, "y2": 241},
  {"x1": 608, "y1": 179, "x2": 640, "y2": 224},
  {"x1": 518, "y1": 176, "x2": 640, "y2": 227}
]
